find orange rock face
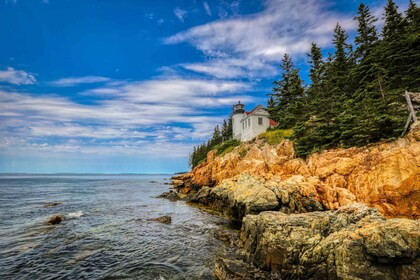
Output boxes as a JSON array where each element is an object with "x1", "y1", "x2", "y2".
[{"x1": 187, "y1": 125, "x2": 420, "y2": 218}]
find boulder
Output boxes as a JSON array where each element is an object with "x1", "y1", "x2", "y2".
[
  {"x1": 158, "y1": 191, "x2": 181, "y2": 202},
  {"x1": 205, "y1": 174, "x2": 279, "y2": 219},
  {"x1": 150, "y1": 215, "x2": 172, "y2": 224},
  {"x1": 240, "y1": 204, "x2": 420, "y2": 280},
  {"x1": 46, "y1": 215, "x2": 63, "y2": 225}
]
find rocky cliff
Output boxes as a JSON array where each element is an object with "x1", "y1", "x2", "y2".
[
  {"x1": 178, "y1": 123, "x2": 420, "y2": 218},
  {"x1": 169, "y1": 124, "x2": 420, "y2": 279}
]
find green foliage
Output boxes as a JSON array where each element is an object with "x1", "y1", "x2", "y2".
[
  {"x1": 269, "y1": 0, "x2": 419, "y2": 158},
  {"x1": 238, "y1": 147, "x2": 248, "y2": 158},
  {"x1": 215, "y1": 139, "x2": 241, "y2": 156},
  {"x1": 258, "y1": 129, "x2": 294, "y2": 145},
  {"x1": 268, "y1": 54, "x2": 306, "y2": 128},
  {"x1": 189, "y1": 116, "x2": 234, "y2": 168}
]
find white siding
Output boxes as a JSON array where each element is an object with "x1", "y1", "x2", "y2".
[
  {"x1": 232, "y1": 104, "x2": 272, "y2": 142},
  {"x1": 241, "y1": 115, "x2": 270, "y2": 141},
  {"x1": 232, "y1": 113, "x2": 244, "y2": 140}
]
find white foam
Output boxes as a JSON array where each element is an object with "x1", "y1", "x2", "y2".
[{"x1": 67, "y1": 211, "x2": 84, "y2": 218}]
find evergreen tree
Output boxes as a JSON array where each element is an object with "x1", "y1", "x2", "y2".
[
  {"x1": 406, "y1": 0, "x2": 418, "y2": 23},
  {"x1": 308, "y1": 43, "x2": 324, "y2": 87},
  {"x1": 354, "y1": 3, "x2": 378, "y2": 60},
  {"x1": 382, "y1": 0, "x2": 404, "y2": 39},
  {"x1": 269, "y1": 54, "x2": 305, "y2": 128}
]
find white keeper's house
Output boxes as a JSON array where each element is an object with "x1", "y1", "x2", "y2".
[{"x1": 232, "y1": 101, "x2": 277, "y2": 142}]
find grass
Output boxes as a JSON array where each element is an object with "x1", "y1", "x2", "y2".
[
  {"x1": 258, "y1": 128, "x2": 294, "y2": 145},
  {"x1": 214, "y1": 139, "x2": 241, "y2": 156}
]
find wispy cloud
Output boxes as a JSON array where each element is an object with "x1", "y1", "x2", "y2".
[
  {"x1": 0, "y1": 77, "x2": 252, "y2": 158},
  {"x1": 50, "y1": 76, "x2": 111, "y2": 87},
  {"x1": 165, "y1": 0, "x2": 357, "y2": 79},
  {"x1": 174, "y1": 7, "x2": 188, "y2": 22},
  {"x1": 0, "y1": 67, "x2": 36, "y2": 85},
  {"x1": 203, "y1": 1, "x2": 212, "y2": 16}
]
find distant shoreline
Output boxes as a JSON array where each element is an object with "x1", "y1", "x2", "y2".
[{"x1": 0, "y1": 173, "x2": 175, "y2": 176}]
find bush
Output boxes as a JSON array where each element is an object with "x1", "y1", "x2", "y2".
[
  {"x1": 258, "y1": 129, "x2": 293, "y2": 145},
  {"x1": 215, "y1": 139, "x2": 241, "y2": 156}
]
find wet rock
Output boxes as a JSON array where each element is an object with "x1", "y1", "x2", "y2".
[
  {"x1": 43, "y1": 202, "x2": 62, "y2": 208},
  {"x1": 240, "y1": 203, "x2": 420, "y2": 280},
  {"x1": 150, "y1": 215, "x2": 172, "y2": 224},
  {"x1": 189, "y1": 186, "x2": 211, "y2": 203},
  {"x1": 214, "y1": 229, "x2": 239, "y2": 245},
  {"x1": 214, "y1": 257, "x2": 272, "y2": 280},
  {"x1": 46, "y1": 215, "x2": 63, "y2": 225},
  {"x1": 149, "y1": 180, "x2": 158, "y2": 183},
  {"x1": 158, "y1": 191, "x2": 180, "y2": 202}
]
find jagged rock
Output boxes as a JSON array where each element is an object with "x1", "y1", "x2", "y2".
[
  {"x1": 214, "y1": 257, "x2": 272, "y2": 280},
  {"x1": 180, "y1": 125, "x2": 419, "y2": 218},
  {"x1": 240, "y1": 204, "x2": 420, "y2": 280},
  {"x1": 158, "y1": 191, "x2": 180, "y2": 202},
  {"x1": 203, "y1": 174, "x2": 279, "y2": 219},
  {"x1": 190, "y1": 174, "x2": 324, "y2": 219},
  {"x1": 189, "y1": 186, "x2": 211, "y2": 203},
  {"x1": 46, "y1": 215, "x2": 63, "y2": 225},
  {"x1": 150, "y1": 215, "x2": 172, "y2": 224}
]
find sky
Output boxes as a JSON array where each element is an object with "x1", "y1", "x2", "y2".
[{"x1": 0, "y1": 0, "x2": 415, "y2": 174}]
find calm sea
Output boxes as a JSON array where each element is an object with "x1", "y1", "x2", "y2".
[{"x1": 0, "y1": 174, "x2": 233, "y2": 279}]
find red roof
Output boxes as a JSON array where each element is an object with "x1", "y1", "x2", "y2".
[{"x1": 269, "y1": 119, "x2": 278, "y2": 126}]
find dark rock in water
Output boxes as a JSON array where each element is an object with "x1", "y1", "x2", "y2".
[
  {"x1": 150, "y1": 215, "x2": 172, "y2": 224},
  {"x1": 214, "y1": 257, "x2": 272, "y2": 280},
  {"x1": 158, "y1": 191, "x2": 180, "y2": 202},
  {"x1": 213, "y1": 229, "x2": 239, "y2": 245},
  {"x1": 43, "y1": 202, "x2": 62, "y2": 208},
  {"x1": 149, "y1": 180, "x2": 158, "y2": 183},
  {"x1": 46, "y1": 215, "x2": 63, "y2": 225}
]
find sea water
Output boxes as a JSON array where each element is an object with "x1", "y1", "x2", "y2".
[{"x1": 0, "y1": 174, "x2": 231, "y2": 279}]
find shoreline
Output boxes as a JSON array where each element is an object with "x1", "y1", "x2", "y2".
[{"x1": 164, "y1": 124, "x2": 420, "y2": 279}]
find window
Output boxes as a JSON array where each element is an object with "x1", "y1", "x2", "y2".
[
  {"x1": 258, "y1": 117, "x2": 263, "y2": 125},
  {"x1": 248, "y1": 119, "x2": 251, "y2": 127}
]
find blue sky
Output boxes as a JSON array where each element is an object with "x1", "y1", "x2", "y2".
[{"x1": 0, "y1": 0, "x2": 415, "y2": 173}]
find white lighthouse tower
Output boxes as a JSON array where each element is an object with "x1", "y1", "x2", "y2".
[{"x1": 232, "y1": 101, "x2": 245, "y2": 140}]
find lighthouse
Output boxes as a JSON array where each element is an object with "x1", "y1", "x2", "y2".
[{"x1": 232, "y1": 101, "x2": 245, "y2": 140}]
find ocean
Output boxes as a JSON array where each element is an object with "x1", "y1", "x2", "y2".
[{"x1": 0, "y1": 174, "x2": 233, "y2": 279}]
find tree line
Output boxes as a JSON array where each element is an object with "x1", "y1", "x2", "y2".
[
  {"x1": 189, "y1": 0, "x2": 420, "y2": 168},
  {"x1": 189, "y1": 117, "x2": 233, "y2": 168},
  {"x1": 268, "y1": 0, "x2": 420, "y2": 157}
]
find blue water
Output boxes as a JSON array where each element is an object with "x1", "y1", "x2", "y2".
[{"x1": 0, "y1": 175, "x2": 231, "y2": 279}]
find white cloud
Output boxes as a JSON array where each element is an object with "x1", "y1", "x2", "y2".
[
  {"x1": 50, "y1": 76, "x2": 111, "y2": 87},
  {"x1": 165, "y1": 0, "x2": 358, "y2": 79},
  {"x1": 203, "y1": 1, "x2": 212, "y2": 16},
  {"x1": 174, "y1": 7, "x2": 188, "y2": 22},
  {"x1": 0, "y1": 76, "x2": 252, "y2": 158},
  {"x1": 0, "y1": 67, "x2": 36, "y2": 85}
]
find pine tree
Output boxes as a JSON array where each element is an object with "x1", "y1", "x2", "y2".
[
  {"x1": 406, "y1": 0, "x2": 417, "y2": 23},
  {"x1": 354, "y1": 3, "x2": 378, "y2": 60},
  {"x1": 269, "y1": 54, "x2": 305, "y2": 128},
  {"x1": 382, "y1": 0, "x2": 404, "y2": 39},
  {"x1": 330, "y1": 23, "x2": 354, "y2": 98},
  {"x1": 308, "y1": 43, "x2": 324, "y2": 87}
]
